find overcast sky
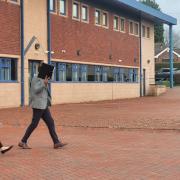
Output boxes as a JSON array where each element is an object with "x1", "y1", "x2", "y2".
[{"x1": 155, "y1": 0, "x2": 180, "y2": 32}]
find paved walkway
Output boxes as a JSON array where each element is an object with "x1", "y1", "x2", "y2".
[
  {"x1": 1, "y1": 88, "x2": 180, "y2": 179},
  {"x1": 1, "y1": 126, "x2": 180, "y2": 179},
  {"x1": 1, "y1": 87, "x2": 180, "y2": 129}
]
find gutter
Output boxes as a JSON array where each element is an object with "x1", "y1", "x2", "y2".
[{"x1": 20, "y1": 0, "x2": 24, "y2": 106}]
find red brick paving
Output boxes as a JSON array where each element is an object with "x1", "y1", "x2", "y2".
[
  {"x1": 1, "y1": 126, "x2": 180, "y2": 179},
  {"x1": 1, "y1": 87, "x2": 180, "y2": 129},
  {"x1": 1, "y1": 88, "x2": 180, "y2": 179}
]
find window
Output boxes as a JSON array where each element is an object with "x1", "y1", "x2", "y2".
[
  {"x1": 133, "y1": 69, "x2": 138, "y2": 82},
  {"x1": 50, "y1": 0, "x2": 56, "y2": 12},
  {"x1": 102, "y1": 67, "x2": 108, "y2": 82},
  {"x1": 95, "y1": 66, "x2": 102, "y2": 82},
  {"x1": 87, "y1": 65, "x2": 95, "y2": 81},
  {"x1": 134, "y1": 23, "x2": 139, "y2": 36},
  {"x1": 58, "y1": 63, "x2": 66, "y2": 82},
  {"x1": 72, "y1": 64, "x2": 79, "y2": 81},
  {"x1": 95, "y1": 9, "x2": 101, "y2": 25},
  {"x1": 81, "y1": 5, "x2": 88, "y2": 22},
  {"x1": 102, "y1": 12, "x2": 108, "y2": 27},
  {"x1": 0, "y1": 58, "x2": 17, "y2": 81},
  {"x1": 124, "y1": 68, "x2": 130, "y2": 82},
  {"x1": 113, "y1": 16, "x2": 119, "y2": 31},
  {"x1": 66, "y1": 63, "x2": 72, "y2": 81},
  {"x1": 120, "y1": 18, "x2": 125, "y2": 32},
  {"x1": 113, "y1": 68, "x2": 119, "y2": 82},
  {"x1": 142, "y1": 25, "x2": 146, "y2": 37},
  {"x1": 119, "y1": 68, "x2": 124, "y2": 82},
  {"x1": 59, "y1": 0, "x2": 67, "y2": 16},
  {"x1": 51, "y1": 62, "x2": 57, "y2": 81},
  {"x1": 107, "y1": 67, "x2": 113, "y2": 82},
  {"x1": 147, "y1": 27, "x2": 150, "y2": 38},
  {"x1": 80, "y1": 65, "x2": 87, "y2": 82},
  {"x1": 73, "y1": 1, "x2": 80, "y2": 19},
  {"x1": 129, "y1": 21, "x2": 134, "y2": 34},
  {"x1": 129, "y1": 69, "x2": 134, "y2": 82}
]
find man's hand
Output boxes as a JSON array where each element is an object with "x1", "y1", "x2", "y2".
[{"x1": 44, "y1": 76, "x2": 50, "y2": 86}]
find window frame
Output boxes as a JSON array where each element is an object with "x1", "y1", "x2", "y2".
[
  {"x1": 59, "y1": 0, "x2": 68, "y2": 17},
  {"x1": 72, "y1": 0, "x2": 80, "y2": 21},
  {"x1": 134, "y1": 22, "x2": 139, "y2": 36},
  {"x1": 81, "y1": 3, "x2": 89, "y2": 23},
  {"x1": 50, "y1": 0, "x2": 57, "y2": 13},
  {"x1": 102, "y1": 10, "x2": 109, "y2": 28},
  {"x1": 120, "y1": 17, "x2": 126, "y2": 33},
  {"x1": 113, "y1": 15, "x2": 119, "y2": 31},
  {"x1": 142, "y1": 25, "x2": 146, "y2": 37},
  {"x1": 147, "y1": 27, "x2": 150, "y2": 38},
  {"x1": 0, "y1": 58, "x2": 18, "y2": 82},
  {"x1": 95, "y1": 8, "x2": 101, "y2": 26},
  {"x1": 129, "y1": 20, "x2": 134, "y2": 35}
]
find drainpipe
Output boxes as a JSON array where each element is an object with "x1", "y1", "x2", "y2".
[
  {"x1": 47, "y1": 0, "x2": 51, "y2": 92},
  {"x1": 169, "y1": 24, "x2": 174, "y2": 88},
  {"x1": 20, "y1": 0, "x2": 25, "y2": 106},
  {"x1": 139, "y1": 15, "x2": 143, "y2": 97}
]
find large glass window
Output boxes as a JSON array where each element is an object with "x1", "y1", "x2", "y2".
[
  {"x1": 129, "y1": 68, "x2": 134, "y2": 82},
  {"x1": 113, "y1": 16, "x2": 119, "y2": 31},
  {"x1": 95, "y1": 66, "x2": 102, "y2": 82},
  {"x1": 133, "y1": 69, "x2": 138, "y2": 83},
  {"x1": 0, "y1": 58, "x2": 17, "y2": 81},
  {"x1": 50, "y1": 0, "x2": 56, "y2": 12},
  {"x1": 107, "y1": 67, "x2": 113, "y2": 82},
  {"x1": 102, "y1": 67, "x2": 108, "y2": 82},
  {"x1": 58, "y1": 63, "x2": 66, "y2": 82},
  {"x1": 73, "y1": 1, "x2": 80, "y2": 19},
  {"x1": 95, "y1": 9, "x2": 101, "y2": 25},
  {"x1": 113, "y1": 67, "x2": 119, "y2": 82},
  {"x1": 72, "y1": 64, "x2": 79, "y2": 81},
  {"x1": 87, "y1": 65, "x2": 95, "y2": 81},
  {"x1": 81, "y1": 5, "x2": 88, "y2": 22},
  {"x1": 124, "y1": 68, "x2": 130, "y2": 82},
  {"x1": 119, "y1": 68, "x2": 124, "y2": 82},
  {"x1": 66, "y1": 63, "x2": 72, "y2": 81},
  {"x1": 80, "y1": 65, "x2": 87, "y2": 82},
  {"x1": 59, "y1": 0, "x2": 67, "y2": 15}
]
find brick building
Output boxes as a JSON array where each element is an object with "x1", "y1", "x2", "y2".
[
  {"x1": 0, "y1": 0, "x2": 177, "y2": 108},
  {"x1": 155, "y1": 47, "x2": 180, "y2": 63}
]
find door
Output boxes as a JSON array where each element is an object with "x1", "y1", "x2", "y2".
[{"x1": 143, "y1": 69, "x2": 146, "y2": 96}]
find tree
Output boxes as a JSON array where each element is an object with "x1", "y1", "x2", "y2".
[
  {"x1": 140, "y1": 0, "x2": 164, "y2": 44},
  {"x1": 164, "y1": 30, "x2": 180, "y2": 48}
]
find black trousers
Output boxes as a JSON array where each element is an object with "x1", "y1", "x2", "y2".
[{"x1": 21, "y1": 108, "x2": 60, "y2": 144}]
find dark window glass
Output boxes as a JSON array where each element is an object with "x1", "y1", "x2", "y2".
[
  {"x1": 0, "y1": 58, "x2": 17, "y2": 81},
  {"x1": 66, "y1": 63, "x2": 72, "y2": 81},
  {"x1": 107, "y1": 67, "x2": 113, "y2": 82},
  {"x1": 87, "y1": 65, "x2": 95, "y2": 81}
]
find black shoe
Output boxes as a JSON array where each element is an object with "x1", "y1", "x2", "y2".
[{"x1": 1, "y1": 145, "x2": 13, "y2": 154}]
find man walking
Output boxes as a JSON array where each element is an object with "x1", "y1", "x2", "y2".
[
  {"x1": 0, "y1": 141, "x2": 13, "y2": 154},
  {"x1": 19, "y1": 64, "x2": 67, "y2": 149}
]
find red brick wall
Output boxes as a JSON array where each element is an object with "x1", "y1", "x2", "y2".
[
  {"x1": 51, "y1": 0, "x2": 140, "y2": 67},
  {"x1": 0, "y1": 1, "x2": 20, "y2": 55}
]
